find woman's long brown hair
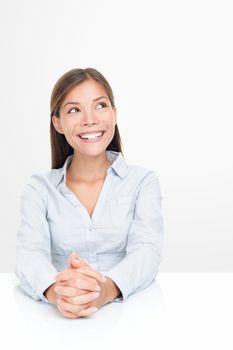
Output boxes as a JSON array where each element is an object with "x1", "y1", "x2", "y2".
[{"x1": 50, "y1": 67, "x2": 123, "y2": 169}]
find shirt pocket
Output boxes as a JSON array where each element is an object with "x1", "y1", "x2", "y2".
[{"x1": 108, "y1": 195, "x2": 135, "y2": 228}]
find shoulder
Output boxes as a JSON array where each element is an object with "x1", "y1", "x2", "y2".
[
  {"x1": 127, "y1": 164, "x2": 160, "y2": 185},
  {"x1": 120, "y1": 161, "x2": 162, "y2": 198},
  {"x1": 21, "y1": 168, "x2": 62, "y2": 197},
  {"x1": 127, "y1": 161, "x2": 163, "y2": 198}
]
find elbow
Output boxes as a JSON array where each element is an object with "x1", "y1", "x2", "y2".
[{"x1": 144, "y1": 243, "x2": 162, "y2": 277}]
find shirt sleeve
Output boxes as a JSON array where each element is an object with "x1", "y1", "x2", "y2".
[
  {"x1": 103, "y1": 171, "x2": 164, "y2": 302},
  {"x1": 15, "y1": 180, "x2": 58, "y2": 303}
]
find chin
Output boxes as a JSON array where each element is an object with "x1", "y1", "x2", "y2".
[{"x1": 76, "y1": 147, "x2": 107, "y2": 157}]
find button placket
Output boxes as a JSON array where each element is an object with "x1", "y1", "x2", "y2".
[{"x1": 87, "y1": 226, "x2": 98, "y2": 263}]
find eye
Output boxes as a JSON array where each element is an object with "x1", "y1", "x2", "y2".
[
  {"x1": 96, "y1": 102, "x2": 107, "y2": 109},
  {"x1": 68, "y1": 107, "x2": 80, "y2": 114}
]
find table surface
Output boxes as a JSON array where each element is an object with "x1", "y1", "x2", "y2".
[{"x1": 2, "y1": 272, "x2": 233, "y2": 350}]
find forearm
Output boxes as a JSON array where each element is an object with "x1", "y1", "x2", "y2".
[{"x1": 104, "y1": 245, "x2": 161, "y2": 301}]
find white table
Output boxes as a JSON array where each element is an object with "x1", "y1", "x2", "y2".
[{"x1": 2, "y1": 273, "x2": 233, "y2": 350}]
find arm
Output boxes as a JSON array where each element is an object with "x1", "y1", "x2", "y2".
[
  {"x1": 15, "y1": 181, "x2": 58, "y2": 303},
  {"x1": 103, "y1": 171, "x2": 164, "y2": 301}
]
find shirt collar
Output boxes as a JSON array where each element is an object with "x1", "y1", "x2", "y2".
[{"x1": 54, "y1": 150, "x2": 128, "y2": 188}]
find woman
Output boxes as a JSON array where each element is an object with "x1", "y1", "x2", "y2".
[{"x1": 15, "y1": 67, "x2": 164, "y2": 319}]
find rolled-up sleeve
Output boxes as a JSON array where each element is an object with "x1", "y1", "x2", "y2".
[
  {"x1": 104, "y1": 171, "x2": 164, "y2": 302},
  {"x1": 15, "y1": 181, "x2": 58, "y2": 303}
]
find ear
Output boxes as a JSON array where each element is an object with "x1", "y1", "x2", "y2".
[
  {"x1": 52, "y1": 115, "x2": 64, "y2": 134},
  {"x1": 113, "y1": 106, "x2": 117, "y2": 125}
]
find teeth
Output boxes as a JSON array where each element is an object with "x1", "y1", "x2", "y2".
[{"x1": 79, "y1": 131, "x2": 103, "y2": 139}]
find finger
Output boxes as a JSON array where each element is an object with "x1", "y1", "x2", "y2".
[
  {"x1": 68, "y1": 254, "x2": 87, "y2": 269},
  {"x1": 69, "y1": 251, "x2": 88, "y2": 262},
  {"x1": 56, "y1": 272, "x2": 101, "y2": 292},
  {"x1": 60, "y1": 306, "x2": 98, "y2": 319},
  {"x1": 69, "y1": 253, "x2": 106, "y2": 282},
  {"x1": 78, "y1": 306, "x2": 99, "y2": 317},
  {"x1": 57, "y1": 297, "x2": 83, "y2": 314},
  {"x1": 56, "y1": 273, "x2": 101, "y2": 292},
  {"x1": 56, "y1": 264, "x2": 106, "y2": 284},
  {"x1": 55, "y1": 267, "x2": 89, "y2": 282},
  {"x1": 72, "y1": 277, "x2": 101, "y2": 292},
  {"x1": 58, "y1": 298, "x2": 98, "y2": 317},
  {"x1": 57, "y1": 304, "x2": 77, "y2": 319},
  {"x1": 54, "y1": 286, "x2": 80, "y2": 297},
  {"x1": 62, "y1": 291, "x2": 100, "y2": 305},
  {"x1": 68, "y1": 252, "x2": 79, "y2": 269},
  {"x1": 68, "y1": 256, "x2": 106, "y2": 283},
  {"x1": 59, "y1": 274, "x2": 102, "y2": 289},
  {"x1": 57, "y1": 281, "x2": 87, "y2": 295},
  {"x1": 55, "y1": 269, "x2": 77, "y2": 282},
  {"x1": 55, "y1": 278, "x2": 100, "y2": 294},
  {"x1": 75, "y1": 265, "x2": 106, "y2": 283},
  {"x1": 70, "y1": 258, "x2": 87, "y2": 269}
]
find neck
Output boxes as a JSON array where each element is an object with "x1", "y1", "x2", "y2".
[{"x1": 67, "y1": 151, "x2": 112, "y2": 182}]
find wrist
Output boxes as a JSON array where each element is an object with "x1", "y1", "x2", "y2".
[
  {"x1": 103, "y1": 277, "x2": 122, "y2": 304},
  {"x1": 44, "y1": 283, "x2": 57, "y2": 304}
]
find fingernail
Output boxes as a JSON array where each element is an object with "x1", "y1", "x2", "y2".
[
  {"x1": 90, "y1": 307, "x2": 98, "y2": 313},
  {"x1": 93, "y1": 292, "x2": 100, "y2": 298},
  {"x1": 71, "y1": 255, "x2": 79, "y2": 261},
  {"x1": 95, "y1": 285, "x2": 101, "y2": 291}
]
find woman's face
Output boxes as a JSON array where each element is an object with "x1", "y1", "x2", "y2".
[{"x1": 52, "y1": 79, "x2": 117, "y2": 157}]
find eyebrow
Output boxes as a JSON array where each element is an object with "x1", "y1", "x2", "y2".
[{"x1": 63, "y1": 95, "x2": 109, "y2": 108}]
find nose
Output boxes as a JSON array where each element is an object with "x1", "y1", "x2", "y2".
[{"x1": 80, "y1": 109, "x2": 97, "y2": 127}]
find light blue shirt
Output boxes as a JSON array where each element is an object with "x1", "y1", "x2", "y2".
[{"x1": 15, "y1": 150, "x2": 164, "y2": 303}]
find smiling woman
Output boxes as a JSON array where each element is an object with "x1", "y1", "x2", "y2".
[
  {"x1": 50, "y1": 68, "x2": 123, "y2": 169},
  {"x1": 15, "y1": 67, "x2": 164, "y2": 319}
]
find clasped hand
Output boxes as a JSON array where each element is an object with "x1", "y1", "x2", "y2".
[{"x1": 54, "y1": 253, "x2": 107, "y2": 319}]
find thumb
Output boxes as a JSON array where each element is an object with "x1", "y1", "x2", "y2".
[{"x1": 68, "y1": 252, "x2": 87, "y2": 269}]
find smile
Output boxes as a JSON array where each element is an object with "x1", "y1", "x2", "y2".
[{"x1": 77, "y1": 130, "x2": 106, "y2": 142}]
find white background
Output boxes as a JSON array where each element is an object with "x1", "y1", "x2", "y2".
[{"x1": 0, "y1": 0, "x2": 232, "y2": 272}]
